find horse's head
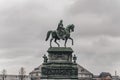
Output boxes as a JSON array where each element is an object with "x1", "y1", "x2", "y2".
[{"x1": 68, "y1": 24, "x2": 75, "y2": 32}]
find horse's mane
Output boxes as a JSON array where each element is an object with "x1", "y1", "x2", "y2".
[
  {"x1": 66, "y1": 24, "x2": 74, "y2": 28},
  {"x1": 66, "y1": 24, "x2": 72, "y2": 28}
]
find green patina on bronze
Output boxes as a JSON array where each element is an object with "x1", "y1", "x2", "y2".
[
  {"x1": 40, "y1": 47, "x2": 78, "y2": 79},
  {"x1": 47, "y1": 47, "x2": 73, "y2": 52},
  {"x1": 29, "y1": 20, "x2": 78, "y2": 80},
  {"x1": 45, "y1": 20, "x2": 75, "y2": 47}
]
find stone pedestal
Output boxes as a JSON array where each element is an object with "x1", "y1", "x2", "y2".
[{"x1": 40, "y1": 47, "x2": 78, "y2": 80}]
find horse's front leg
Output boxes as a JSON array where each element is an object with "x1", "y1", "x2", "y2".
[
  {"x1": 54, "y1": 39, "x2": 60, "y2": 47},
  {"x1": 50, "y1": 38, "x2": 53, "y2": 47},
  {"x1": 69, "y1": 37, "x2": 73, "y2": 45}
]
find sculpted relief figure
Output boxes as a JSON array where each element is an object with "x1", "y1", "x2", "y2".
[
  {"x1": 43, "y1": 55, "x2": 48, "y2": 63},
  {"x1": 45, "y1": 20, "x2": 75, "y2": 47},
  {"x1": 73, "y1": 54, "x2": 77, "y2": 63}
]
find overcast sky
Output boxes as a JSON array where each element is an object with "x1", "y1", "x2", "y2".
[{"x1": 0, "y1": 0, "x2": 120, "y2": 75}]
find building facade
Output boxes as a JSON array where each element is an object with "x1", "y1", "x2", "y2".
[
  {"x1": 77, "y1": 64, "x2": 93, "y2": 80},
  {"x1": 0, "y1": 75, "x2": 29, "y2": 80}
]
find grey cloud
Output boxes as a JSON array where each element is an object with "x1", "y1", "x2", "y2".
[
  {"x1": 0, "y1": 0, "x2": 120, "y2": 75},
  {"x1": 0, "y1": 56, "x2": 43, "y2": 74},
  {"x1": 65, "y1": 0, "x2": 120, "y2": 37},
  {"x1": 0, "y1": 48, "x2": 38, "y2": 59},
  {"x1": 69, "y1": 0, "x2": 119, "y2": 15},
  {"x1": 73, "y1": 36, "x2": 120, "y2": 74},
  {"x1": 0, "y1": 0, "x2": 62, "y2": 49}
]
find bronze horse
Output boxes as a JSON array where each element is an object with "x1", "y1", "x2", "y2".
[{"x1": 45, "y1": 24, "x2": 75, "y2": 47}]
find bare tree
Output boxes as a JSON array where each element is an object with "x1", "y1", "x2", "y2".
[
  {"x1": 19, "y1": 67, "x2": 26, "y2": 80},
  {"x1": 1, "y1": 69, "x2": 7, "y2": 80}
]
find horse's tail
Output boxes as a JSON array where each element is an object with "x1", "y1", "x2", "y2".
[{"x1": 45, "y1": 31, "x2": 52, "y2": 41}]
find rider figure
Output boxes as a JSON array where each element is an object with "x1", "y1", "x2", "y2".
[{"x1": 57, "y1": 20, "x2": 65, "y2": 39}]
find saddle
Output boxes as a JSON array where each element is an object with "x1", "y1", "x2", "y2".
[{"x1": 56, "y1": 29, "x2": 66, "y2": 40}]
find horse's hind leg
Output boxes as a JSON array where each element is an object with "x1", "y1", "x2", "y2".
[
  {"x1": 64, "y1": 38, "x2": 68, "y2": 47},
  {"x1": 50, "y1": 38, "x2": 53, "y2": 47},
  {"x1": 54, "y1": 39, "x2": 60, "y2": 47}
]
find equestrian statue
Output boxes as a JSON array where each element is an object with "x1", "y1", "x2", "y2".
[{"x1": 45, "y1": 20, "x2": 75, "y2": 47}]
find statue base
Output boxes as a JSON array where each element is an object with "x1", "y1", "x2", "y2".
[
  {"x1": 40, "y1": 79, "x2": 78, "y2": 80},
  {"x1": 40, "y1": 47, "x2": 78, "y2": 80}
]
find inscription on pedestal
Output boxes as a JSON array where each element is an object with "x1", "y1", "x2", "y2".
[{"x1": 42, "y1": 67, "x2": 78, "y2": 76}]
